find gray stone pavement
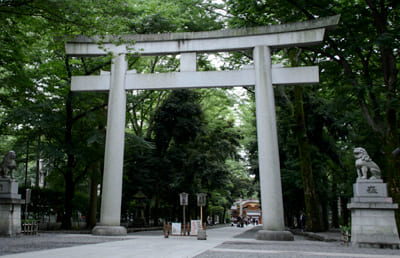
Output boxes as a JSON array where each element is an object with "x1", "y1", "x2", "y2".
[{"x1": 1, "y1": 225, "x2": 400, "y2": 258}]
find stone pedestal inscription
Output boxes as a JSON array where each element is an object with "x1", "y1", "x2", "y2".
[
  {"x1": 0, "y1": 178, "x2": 24, "y2": 237},
  {"x1": 348, "y1": 179, "x2": 400, "y2": 248}
]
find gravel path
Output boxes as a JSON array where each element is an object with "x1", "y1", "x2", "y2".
[{"x1": 0, "y1": 233, "x2": 128, "y2": 256}]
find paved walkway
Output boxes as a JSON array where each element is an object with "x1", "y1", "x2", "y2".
[
  {"x1": 1, "y1": 225, "x2": 400, "y2": 258},
  {"x1": 1, "y1": 226, "x2": 244, "y2": 258}
]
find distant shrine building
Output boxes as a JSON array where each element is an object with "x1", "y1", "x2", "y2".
[{"x1": 230, "y1": 199, "x2": 262, "y2": 224}]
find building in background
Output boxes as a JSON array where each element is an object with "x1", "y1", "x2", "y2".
[{"x1": 230, "y1": 199, "x2": 261, "y2": 225}]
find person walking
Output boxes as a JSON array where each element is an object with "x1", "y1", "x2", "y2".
[{"x1": 299, "y1": 211, "x2": 306, "y2": 232}]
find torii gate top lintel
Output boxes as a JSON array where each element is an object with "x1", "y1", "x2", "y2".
[{"x1": 65, "y1": 15, "x2": 340, "y2": 56}]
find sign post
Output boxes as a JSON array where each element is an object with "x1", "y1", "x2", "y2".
[
  {"x1": 179, "y1": 192, "x2": 188, "y2": 235},
  {"x1": 24, "y1": 188, "x2": 31, "y2": 221},
  {"x1": 197, "y1": 193, "x2": 207, "y2": 240}
]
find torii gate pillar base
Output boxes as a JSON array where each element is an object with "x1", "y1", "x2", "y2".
[
  {"x1": 92, "y1": 226, "x2": 127, "y2": 236},
  {"x1": 255, "y1": 230, "x2": 294, "y2": 241}
]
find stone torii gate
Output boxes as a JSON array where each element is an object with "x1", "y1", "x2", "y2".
[{"x1": 65, "y1": 15, "x2": 339, "y2": 239}]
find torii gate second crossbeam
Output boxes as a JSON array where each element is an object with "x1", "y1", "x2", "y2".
[{"x1": 65, "y1": 15, "x2": 339, "y2": 240}]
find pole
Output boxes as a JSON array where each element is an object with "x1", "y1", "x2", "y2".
[
  {"x1": 183, "y1": 205, "x2": 186, "y2": 235},
  {"x1": 35, "y1": 134, "x2": 41, "y2": 188},
  {"x1": 25, "y1": 141, "x2": 29, "y2": 188},
  {"x1": 200, "y1": 206, "x2": 203, "y2": 230},
  {"x1": 24, "y1": 197, "x2": 27, "y2": 221}
]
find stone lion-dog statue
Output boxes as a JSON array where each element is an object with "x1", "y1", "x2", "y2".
[
  {"x1": 353, "y1": 147, "x2": 381, "y2": 180},
  {"x1": 0, "y1": 150, "x2": 16, "y2": 179}
]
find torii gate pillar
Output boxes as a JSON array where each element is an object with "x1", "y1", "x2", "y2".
[
  {"x1": 254, "y1": 46, "x2": 292, "y2": 240},
  {"x1": 92, "y1": 54, "x2": 128, "y2": 235}
]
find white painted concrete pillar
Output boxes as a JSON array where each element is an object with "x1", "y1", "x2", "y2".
[
  {"x1": 99, "y1": 54, "x2": 127, "y2": 228},
  {"x1": 253, "y1": 46, "x2": 286, "y2": 233}
]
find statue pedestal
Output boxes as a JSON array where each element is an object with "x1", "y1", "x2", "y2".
[
  {"x1": 92, "y1": 225, "x2": 127, "y2": 236},
  {"x1": 0, "y1": 178, "x2": 24, "y2": 237},
  {"x1": 347, "y1": 179, "x2": 400, "y2": 248}
]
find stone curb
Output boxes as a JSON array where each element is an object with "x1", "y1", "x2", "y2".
[{"x1": 290, "y1": 229, "x2": 343, "y2": 242}]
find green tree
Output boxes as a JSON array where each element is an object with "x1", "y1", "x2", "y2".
[
  {"x1": 223, "y1": 0, "x2": 400, "y2": 230},
  {"x1": 0, "y1": 0, "x2": 138, "y2": 229}
]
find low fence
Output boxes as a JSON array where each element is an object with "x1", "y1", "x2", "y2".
[{"x1": 21, "y1": 220, "x2": 39, "y2": 235}]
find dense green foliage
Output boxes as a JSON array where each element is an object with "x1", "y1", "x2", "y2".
[
  {"x1": 0, "y1": 0, "x2": 398, "y2": 232},
  {"x1": 224, "y1": 0, "x2": 399, "y2": 230}
]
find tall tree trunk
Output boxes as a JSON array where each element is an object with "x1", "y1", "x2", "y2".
[
  {"x1": 391, "y1": 151, "x2": 400, "y2": 229},
  {"x1": 61, "y1": 57, "x2": 75, "y2": 230},
  {"x1": 152, "y1": 188, "x2": 160, "y2": 226},
  {"x1": 62, "y1": 164, "x2": 74, "y2": 229},
  {"x1": 385, "y1": 142, "x2": 400, "y2": 231},
  {"x1": 294, "y1": 85, "x2": 325, "y2": 232},
  {"x1": 330, "y1": 178, "x2": 339, "y2": 228},
  {"x1": 25, "y1": 141, "x2": 29, "y2": 188},
  {"x1": 340, "y1": 196, "x2": 350, "y2": 226},
  {"x1": 35, "y1": 134, "x2": 41, "y2": 188},
  {"x1": 61, "y1": 86, "x2": 75, "y2": 229}
]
